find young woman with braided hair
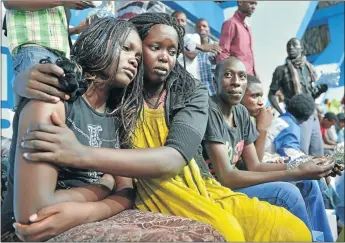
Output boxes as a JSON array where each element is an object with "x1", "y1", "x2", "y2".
[
  {"x1": 1, "y1": 17, "x2": 144, "y2": 241},
  {"x1": 13, "y1": 13, "x2": 311, "y2": 241}
]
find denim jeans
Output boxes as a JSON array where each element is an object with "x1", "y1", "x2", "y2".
[
  {"x1": 299, "y1": 114, "x2": 324, "y2": 156},
  {"x1": 236, "y1": 180, "x2": 333, "y2": 242},
  {"x1": 336, "y1": 174, "x2": 344, "y2": 225},
  {"x1": 295, "y1": 180, "x2": 333, "y2": 242},
  {"x1": 12, "y1": 46, "x2": 59, "y2": 78}
]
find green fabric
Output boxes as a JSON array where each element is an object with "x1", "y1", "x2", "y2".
[{"x1": 6, "y1": 6, "x2": 69, "y2": 57}]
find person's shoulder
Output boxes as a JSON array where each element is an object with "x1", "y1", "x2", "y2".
[
  {"x1": 224, "y1": 16, "x2": 236, "y2": 24},
  {"x1": 185, "y1": 33, "x2": 201, "y2": 43},
  {"x1": 281, "y1": 112, "x2": 299, "y2": 127},
  {"x1": 208, "y1": 97, "x2": 221, "y2": 112},
  {"x1": 192, "y1": 76, "x2": 208, "y2": 93},
  {"x1": 274, "y1": 64, "x2": 287, "y2": 73},
  {"x1": 19, "y1": 99, "x2": 66, "y2": 122},
  {"x1": 234, "y1": 104, "x2": 250, "y2": 116}
]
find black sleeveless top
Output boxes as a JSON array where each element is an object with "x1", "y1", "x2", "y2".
[{"x1": 1, "y1": 97, "x2": 120, "y2": 233}]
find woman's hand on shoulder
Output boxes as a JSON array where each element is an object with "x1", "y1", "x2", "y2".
[
  {"x1": 21, "y1": 111, "x2": 87, "y2": 168},
  {"x1": 13, "y1": 63, "x2": 70, "y2": 103}
]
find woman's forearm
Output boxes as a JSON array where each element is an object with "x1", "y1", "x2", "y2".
[
  {"x1": 78, "y1": 146, "x2": 185, "y2": 179},
  {"x1": 54, "y1": 184, "x2": 112, "y2": 204},
  {"x1": 84, "y1": 188, "x2": 135, "y2": 223}
]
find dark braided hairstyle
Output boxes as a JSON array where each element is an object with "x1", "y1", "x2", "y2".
[
  {"x1": 44, "y1": 17, "x2": 144, "y2": 147},
  {"x1": 129, "y1": 12, "x2": 197, "y2": 105}
]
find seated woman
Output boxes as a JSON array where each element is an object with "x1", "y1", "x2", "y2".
[
  {"x1": 12, "y1": 13, "x2": 312, "y2": 242},
  {"x1": 1, "y1": 17, "x2": 143, "y2": 241}
]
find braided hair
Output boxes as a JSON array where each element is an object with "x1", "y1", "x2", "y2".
[
  {"x1": 47, "y1": 17, "x2": 144, "y2": 147},
  {"x1": 129, "y1": 12, "x2": 197, "y2": 105}
]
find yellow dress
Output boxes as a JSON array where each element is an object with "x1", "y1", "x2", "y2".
[{"x1": 133, "y1": 106, "x2": 312, "y2": 242}]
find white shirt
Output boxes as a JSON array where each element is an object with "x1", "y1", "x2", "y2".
[{"x1": 177, "y1": 33, "x2": 201, "y2": 80}]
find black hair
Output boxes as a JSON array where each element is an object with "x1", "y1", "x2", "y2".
[
  {"x1": 42, "y1": 17, "x2": 144, "y2": 147},
  {"x1": 247, "y1": 74, "x2": 261, "y2": 85},
  {"x1": 286, "y1": 94, "x2": 315, "y2": 122},
  {"x1": 171, "y1": 10, "x2": 185, "y2": 18},
  {"x1": 324, "y1": 112, "x2": 338, "y2": 123},
  {"x1": 129, "y1": 12, "x2": 196, "y2": 104},
  {"x1": 337, "y1": 113, "x2": 345, "y2": 122},
  {"x1": 196, "y1": 18, "x2": 207, "y2": 27},
  {"x1": 246, "y1": 74, "x2": 261, "y2": 91},
  {"x1": 214, "y1": 56, "x2": 242, "y2": 79},
  {"x1": 214, "y1": 56, "x2": 243, "y2": 92}
]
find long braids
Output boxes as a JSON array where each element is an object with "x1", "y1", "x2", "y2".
[
  {"x1": 129, "y1": 13, "x2": 197, "y2": 105},
  {"x1": 51, "y1": 17, "x2": 144, "y2": 147}
]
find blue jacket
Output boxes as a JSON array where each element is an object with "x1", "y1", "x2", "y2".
[{"x1": 273, "y1": 112, "x2": 301, "y2": 157}]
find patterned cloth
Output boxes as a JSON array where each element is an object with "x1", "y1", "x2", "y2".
[
  {"x1": 286, "y1": 56, "x2": 317, "y2": 94},
  {"x1": 49, "y1": 210, "x2": 225, "y2": 242},
  {"x1": 5, "y1": 6, "x2": 69, "y2": 57},
  {"x1": 1, "y1": 210, "x2": 225, "y2": 242},
  {"x1": 197, "y1": 39, "x2": 216, "y2": 96}
]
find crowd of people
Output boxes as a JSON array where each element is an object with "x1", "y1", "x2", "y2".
[{"x1": 1, "y1": 0, "x2": 344, "y2": 242}]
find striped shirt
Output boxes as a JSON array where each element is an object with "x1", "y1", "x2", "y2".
[
  {"x1": 197, "y1": 38, "x2": 217, "y2": 96},
  {"x1": 6, "y1": 6, "x2": 69, "y2": 57}
]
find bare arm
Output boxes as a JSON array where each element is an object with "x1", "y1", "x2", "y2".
[
  {"x1": 14, "y1": 101, "x2": 112, "y2": 224},
  {"x1": 81, "y1": 146, "x2": 185, "y2": 180},
  {"x1": 254, "y1": 108, "x2": 273, "y2": 162},
  {"x1": 12, "y1": 176, "x2": 134, "y2": 242},
  {"x1": 68, "y1": 19, "x2": 89, "y2": 36},
  {"x1": 204, "y1": 143, "x2": 297, "y2": 189},
  {"x1": 323, "y1": 132, "x2": 337, "y2": 146},
  {"x1": 84, "y1": 176, "x2": 134, "y2": 223},
  {"x1": 268, "y1": 67, "x2": 284, "y2": 115},
  {"x1": 254, "y1": 131, "x2": 267, "y2": 162},
  {"x1": 3, "y1": 1, "x2": 62, "y2": 10},
  {"x1": 22, "y1": 120, "x2": 186, "y2": 180},
  {"x1": 242, "y1": 143, "x2": 287, "y2": 172},
  {"x1": 268, "y1": 92, "x2": 283, "y2": 115}
]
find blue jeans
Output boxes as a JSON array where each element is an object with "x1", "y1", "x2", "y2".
[
  {"x1": 295, "y1": 180, "x2": 333, "y2": 242},
  {"x1": 336, "y1": 174, "x2": 344, "y2": 225},
  {"x1": 12, "y1": 46, "x2": 59, "y2": 77},
  {"x1": 299, "y1": 114, "x2": 324, "y2": 156},
  {"x1": 236, "y1": 180, "x2": 333, "y2": 242}
]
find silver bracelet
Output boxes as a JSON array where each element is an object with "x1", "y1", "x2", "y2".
[{"x1": 286, "y1": 155, "x2": 312, "y2": 170}]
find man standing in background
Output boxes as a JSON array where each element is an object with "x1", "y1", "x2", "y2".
[
  {"x1": 196, "y1": 18, "x2": 222, "y2": 96},
  {"x1": 217, "y1": 1, "x2": 258, "y2": 76},
  {"x1": 269, "y1": 38, "x2": 328, "y2": 156},
  {"x1": 172, "y1": 10, "x2": 201, "y2": 80}
]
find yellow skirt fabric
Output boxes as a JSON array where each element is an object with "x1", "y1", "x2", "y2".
[{"x1": 133, "y1": 107, "x2": 311, "y2": 242}]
